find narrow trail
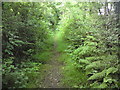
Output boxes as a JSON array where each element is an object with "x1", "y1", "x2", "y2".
[{"x1": 41, "y1": 37, "x2": 64, "y2": 88}]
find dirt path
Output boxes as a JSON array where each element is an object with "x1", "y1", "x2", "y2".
[{"x1": 41, "y1": 41, "x2": 64, "y2": 88}]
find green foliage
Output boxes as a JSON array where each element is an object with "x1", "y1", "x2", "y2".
[
  {"x1": 61, "y1": 54, "x2": 88, "y2": 88},
  {"x1": 32, "y1": 51, "x2": 52, "y2": 63},
  {"x1": 88, "y1": 69, "x2": 106, "y2": 80},
  {"x1": 106, "y1": 67, "x2": 118, "y2": 76},
  {"x1": 2, "y1": 2, "x2": 120, "y2": 89},
  {"x1": 57, "y1": 2, "x2": 119, "y2": 88},
  {"x1": 2, "y1": 57, "x2": 42, "y2": 88},
  {"x1": 2, "y1": 2, "x2": 58, "y2": 88}
]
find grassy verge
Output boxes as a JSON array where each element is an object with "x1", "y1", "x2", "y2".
[
  {"x1": 25, "y1": 64, "x2": 52, "y2": 88},
  {"x1": 25, "y1": 37, "x2": 54, "y2": 88},
  {"x1": 59, "y1": 53, "x2": 87, "y2": 88},
  {"x1": 54, "y1": 32, "x2": 88, "y2": 88}
]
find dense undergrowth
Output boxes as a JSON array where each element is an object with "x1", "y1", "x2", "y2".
[
  {"x1": 2, "y1": 2, "x2": 58, "y2": 88},
  {"x1": 2, "y1": 2, "x2": 120, "y2": 89},
  {"x1": 58, "y1": 2, "x2": 120, "y2": 88}
]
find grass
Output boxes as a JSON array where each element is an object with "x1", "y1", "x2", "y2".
[
  {"x1": 26, "y1": 31, "x2": 88, "y2": 88},
  {"x1": 60, "y1": 54, "x2": 88, "y2": 88},
  {"x1": 25, "y1": 64, "x2": 52, "y2": 88},
  {"x1": 55, "y1": 33, "x2": 88, "y2": 88},
  {"x1": 33, "y1": 51, "x2": 52, "y2": 63},
  {"x1": 26, "y1": 37, "x2": 53, "y2": 88},
  {"x1": 54, "y1": 31, "x2": 82, "y2": 87}
]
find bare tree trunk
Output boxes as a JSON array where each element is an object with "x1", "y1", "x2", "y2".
[
  {"x1": 114, "y1": 2, "x2": 120, "y2": 22},
  {"x1": 114, "y1": 2, "x2": 120, "y2": 59},
  {"x1": 104, "y1": 0, "x2": 108, "y2": 16}
]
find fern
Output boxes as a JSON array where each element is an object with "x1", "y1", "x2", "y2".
[
  {"x1": 88, "y1": 69, "x2": 106, "y2": 80},
  {"x1": 85, "y1": 56, "x2": 103, "y2": 62},
  {"x1": 103, "y1": 77, "x2": 117, "y2": 84},
  {"x1": 85, "y1": 61, "x2": 104, "y2": 70},
  {"x1": 79, "y1": 59, "x2": 90, "y2": 64},
  {"x1": 90, "y1": 81, "x2": 99, "y2": 87},
  {"x1": 97, "y1": 82, "x2": 108, "y2": 88},
  {"x1": 106, "y1": 67, "x2": 118, "y2": 76}
]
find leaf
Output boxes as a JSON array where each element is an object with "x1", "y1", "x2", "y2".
[
  {"x1": 85, "y1": 61, "x2": 101, "y2": 70},
  {"x1": 79, "y1": 59, "x2": 90, "y2": 64},
  {"x1": 97, "y1": 82, "x2": 107, "y2": 88},
  {"x1": 90, "y1": 81, "x2": 99, "y2": 88},
  {"x1": 103, "y1": 77, "x2": 117, "y2": 84},
  {"x1": 106, "y1": 67, "x2": 118, "y2": 76},
  {"x1": 88, "y1": 69, "x2": 106, "y2": 80},
  {"x1": 14, "y1": 40, "x2": 25, "y2": 44},
  {"x1": 5, "y1": 49, "x2": 13, "y2": 55}
]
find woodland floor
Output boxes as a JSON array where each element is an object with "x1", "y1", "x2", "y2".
[{"x1": 40, "y1": 40, "x2": 65, "y2": 88}]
